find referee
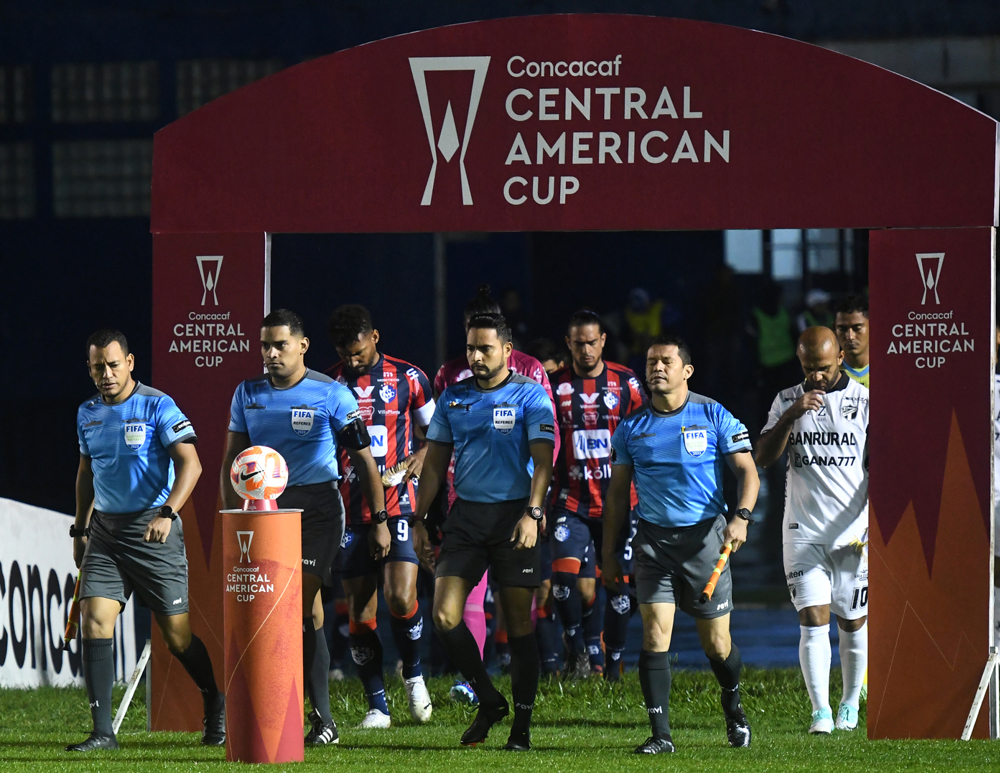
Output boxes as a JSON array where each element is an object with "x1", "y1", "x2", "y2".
[
  {"x1": 69, "y1": 330, "x2": 224, "y2": 752},
  {"x1": 603, "y1": 336, "x2": 758, "y2": 754},
  {"x1": 221, "y1": 309, "x2": 386, "y2": 745},
  {"x1": 414, "y1": 313, "x2": 555, "y2": 751}
]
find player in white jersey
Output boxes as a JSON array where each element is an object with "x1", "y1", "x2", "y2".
[{"x1": 755, "y1": 327, "x2": 869, "y2": 735}]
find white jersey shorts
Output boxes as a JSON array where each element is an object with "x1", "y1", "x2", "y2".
[{"x1": 783, "y1": 541, "x2": 868, "y2": 620}]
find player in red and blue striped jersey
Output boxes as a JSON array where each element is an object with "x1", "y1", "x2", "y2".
[
  {"x1": 326, "y1": 305, "x2": 435, "y2": 729},
  {"x1": 549, "y1": 311, "x2": 646, "y2": 680}
]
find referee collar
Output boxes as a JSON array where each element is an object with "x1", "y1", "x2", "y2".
[
  {"x1": 473, "y1": 369, "x2": 515, "y2": 393},
  {"x1": 807, "y1": 372, "x2": 849, "y2": 394},
  {"x1": 650, "y1": 393, "x2": 690, "y2": 418}
]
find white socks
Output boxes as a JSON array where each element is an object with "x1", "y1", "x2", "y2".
[
  {"x1": 838, "y1": 622, "x2": 867, "y2": 710},
  {"x1": 799, "y1": 624, "x2": 831, "y2": 712}
]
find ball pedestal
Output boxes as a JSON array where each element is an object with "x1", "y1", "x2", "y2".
[{"x1": 220, "y1": 502, "x2": 303, "y2": 764}]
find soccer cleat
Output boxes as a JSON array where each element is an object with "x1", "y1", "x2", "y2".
[
  {"x1": 563, "y1": 652, "x2": 591, "y2": 681},
  {"x1": 809, "y1": 707, "x2": 834, "y2": 735},
  {"x1": 328, "y1": 667, "x2": 346, "y2": 682},
  {"x1": 460, "y1": 699, "x2": 510, "y2": 746},
  {"x1": 450, "y1": 681, "x2": 479, "y2": 705},
  {"x1": 725, "y1": 710, "x2": 752, "y2": 748},
  {"x1": 634, "y1": 735, "x2": 675, "y2": 754},
  {"x1": 405, "y1": 676, "x2": 433, "y2": 724},
  {"x1": 358, "y1": 709, "x2": 392, "y2": 729},
  {"x1": 835, "y1": 703, "x2": 859, "y2": 731},
  {"x1": 66, "y1": 732, "x2": 119, "y2": 752},
  {"x1": 202, "y1": 693, "x2": 226, "y2": 746},
  {"x1": 504, "y1": 728, "x2": 531, "y2": 751},
  {"x1": 305, "y1": 709, "x2": 340, "y2": 745}
]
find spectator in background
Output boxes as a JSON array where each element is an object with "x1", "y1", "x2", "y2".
[
  {"x1": 700, "y1": 265, "x2": 742, "y2": 406},
  {"x1": 622, "y1": 288, "x2": 681, "y2": 376},
  {"x1": 500, "y1": 288, "x2": 530, "y2": 349},
  {"x1": 525, "y1": 338, "x2": 568, "y2": 375},
  {"x1": 796, "y1": 289, "x2": 834, "y2": 334}
]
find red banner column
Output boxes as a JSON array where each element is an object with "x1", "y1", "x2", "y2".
[
  {"x1": 221, "y1": 509, "x2": 303, "y2": 763},
  {"x1": 151, "y1": 232, "x2": 269, "y2": 731},
  {"x1": 868, "y1": 227, "x2": 996, "y2": 739}
]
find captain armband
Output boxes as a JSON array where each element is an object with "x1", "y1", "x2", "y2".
[{"x1": 337, "y1": 416, "x2": 371, "y2": 451}]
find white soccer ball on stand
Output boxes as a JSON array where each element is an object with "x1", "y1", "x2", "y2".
[{"x1": 230, "y1": 446, "x2": 289, "y2": 511}]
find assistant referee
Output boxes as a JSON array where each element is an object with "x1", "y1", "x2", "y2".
[
  {"x1": 69, "y1": 330, "x2": 224, "y2": 752},
  {"x1": 603, "y1": 335, "x2": 759, "y2": 754},
  {"x1": 414, "y1": 313, "x2": 555, "y2": 751}
]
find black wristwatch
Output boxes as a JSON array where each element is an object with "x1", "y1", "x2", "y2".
[
  {"x1": 733, "y1": 508, "x2": 754, "y2": 526},
  {"x1": 373, "y1": 509, "x2": 389, "y2": 524},
  {"x1": 156, "y1": 505, "x2": 177, "y2": 521},
  {"x1": 525, "y1": 506, "x2": 543, "y2": 522},
  {"x1": 69, "y1": 525, "x2": 88, "y2": 538}
]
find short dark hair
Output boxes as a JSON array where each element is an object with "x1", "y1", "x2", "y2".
[
  {"x1": 525, "y1": 337, "x2": 563, "y2": 364},
  {"x1": 464, "y1": 284, "x2": 502, "y2": 320},
  {"x1": 467, "y1": 312, "x2": 511, "y2": 344},
  {"x1": 567, "y1": 309, "x2": 604, "y2": 335},
  {"x1": 86, "y1": 329, "x2": 129, "y2": 356},
  {"x1": 327, "y1": 304, "x2": 373, "y2": 347},
  {"x1": 648, "y1": 334, "x2": 692, "y2": 366},
  {"x1": 261, "y1": 308, "x2": 305, "y2": 336},
  {"x1": 832, "y1": 294, "x2": 869, "y2": 319}
]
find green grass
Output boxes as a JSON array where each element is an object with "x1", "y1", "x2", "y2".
[{"x1": 1, "y1": 669, "x2": 997, "y2": 771}]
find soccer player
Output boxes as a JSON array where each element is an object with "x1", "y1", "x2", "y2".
[
  {"x1": 603, "y1": 335, "x2": 757, "y2": 754},
  {"x1": 549, "y1": 311, "x2": 646, "y2": 681},
  {"x1": 414, "y1": 313, "x2": 555, "y2": 751},
  {"x1": 221, "y1": 309, "x2": 386, "y2": 745},
  {"x1": 325, "y1": 304, "x2": 435, "y2": 728},
  {"x1": 833, "y1": 295, "x2": 869, "y2": 388},
  {"x1": 755, "y1": 327, "x2": 869, "y2": 734},
  {"x1": 68, "y1": 330, "x2": 224, "y2": 752}
]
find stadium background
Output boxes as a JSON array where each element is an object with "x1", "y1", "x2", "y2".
[{"x1": 1, "y1": 0, "x2": 998, "y2": 670}]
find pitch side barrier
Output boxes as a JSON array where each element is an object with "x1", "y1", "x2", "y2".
[{"x1": 148, "y1": 15, "x2": 1000, "y2": 740}]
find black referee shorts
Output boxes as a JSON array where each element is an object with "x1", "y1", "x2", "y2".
[
  {"x1": 436, "y1": 497, "x2": 540, "y2": 588},
  {"x1": 276, "y1": 481, "x2": 345, "y2": 587},
  {"x1": 81, "y1": 508, "x2": 189, "y2": 616}
]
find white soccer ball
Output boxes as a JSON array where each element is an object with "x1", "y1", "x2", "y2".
[{"x1": 230, "y1": 446, "x2": 289, "y2": 501}]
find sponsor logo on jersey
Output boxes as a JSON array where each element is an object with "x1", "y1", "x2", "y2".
[
  {"x1": 359, "y1": 405, "x2": 374, "y2": 421},
  {"x1": 380, "y1": 383, "x2": 397, "y2": 402},
  {"x1": 841, "y1": 399, "x2": 859, "y2": 420},
  {"x1": 341, "y1": 530, "x2": 353, "y2": 548},
  {"x1": 569, "y1": 462, "x2": 612, "y2": 480},
  {"x1": 540, "y1": 422, "x2": 555, "y2": 434},
  {"x1": 573, "y1": 429, "x2": 612, "y2": 459},
  {"x1": 916, "y1": 252, "x2": 944, "y2": 305},
  {"x1": 731, "y1": 430, "x2": 749, "y2": 444},
  {"x1": 557, "y1": 382, "x2": 574, "y2": 396},
  {"x1": 123, "y1": 422, "x2": 147, "y2": 450},
  {"x1": 406, "y1": 367, "x2": 422, "y2": 382},
  {"x1": 493, "y1": 405, "x2": 516, "y2": 434},
  {"x1": 554, "y1": 524, "x2": 571, "y2": 542},
  {"x1": 580, "y1": 392, "x2": 600, "y2": 405},
  {"x1": 354, "y1": 385, "x2": 375, "y2": 400},
  {"x1": 682, "y1": 426, "x2": 708, "y2": 457},
  {"x1": 603, "y1": 391, "x2": 619, "y2": 410},
  {"x1": 629, "y1": 377, "x2": 642, "y2": 392},
  {"x1": 368, "y1": 425, "x2": 388, "y2": 458},
  {"x1": 291, "y1": 407, "x2": 315, "y2": 436},
  {"x1": 171, "y1": 419, "x2": 193, "y2": 435}
]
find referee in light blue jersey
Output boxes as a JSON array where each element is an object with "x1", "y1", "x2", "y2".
[
  {"x1": 69, "y1": 330, "x2": 224, "y2": 752},
  {"x1": 221, "y1": 309, "x2": 386, "y2": 746},
  {"x1": 414, "y1": 313, "x2": 555, "y2": 752},
  {"x1": 602, "y1": 335, "x2": 759, "y2": 755}
]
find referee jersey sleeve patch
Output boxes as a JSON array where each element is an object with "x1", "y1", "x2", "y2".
[
  {"x1": 172, "y1": 419, "x2": 193, "y2": 434},
  {"x1": 731, "y1": 430, "x2": 749, "y2": 444},
  {"x1": 540, "y1": 423, "x2": 555, "y2": 434}
]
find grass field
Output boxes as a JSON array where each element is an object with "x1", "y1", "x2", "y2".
[{"x1": 1, "y1": 668, "x2": 997, "y2": 772}]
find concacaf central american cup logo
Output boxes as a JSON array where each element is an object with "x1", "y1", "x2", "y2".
[
  {"x1": 196, "y1": 255, "x2": 223, "y2": 306},
  {"x1": 409, "y1": 56, "x2": 491, "y2": 206},
  {"x1": 915, "y1": 252, "x2": 944, "y2": 306}
]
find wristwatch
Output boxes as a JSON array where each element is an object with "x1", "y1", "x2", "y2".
[
  {"x1": 733, "y1": 507, "x2": 754, "y2": 526},
  {"x1": 373, "y1": 509, "x2": 389, "y2": 524},
  {"x1": 525, "y1": 506, "x2": 543, "y2": 522},
  {"x1": 156, "y1": 505, "x2": 177, "y2": 521},
  {"x1": 69, "y1": 525, "x2": 88, "y2": 538}
]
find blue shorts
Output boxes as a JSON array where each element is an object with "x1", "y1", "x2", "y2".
[
  {"x1": 337, "y1": 517, "x2": 418, "y2": 579},
  {"x1": 550, "y1": 508, "x2": 638, "y2": 579}
]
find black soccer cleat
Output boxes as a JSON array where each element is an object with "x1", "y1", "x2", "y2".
[
  {"x1": 66, "y1": 732, "x2": 119, "y2": 752},
  {"x1": 504, "y1": 728, "x2": 531, "y2": 751},
  {"x1": 460, "y1": 699, "x2": 510, "y2": 746},
  {"x1": 305, "y1": 709, "x2": 340, "y2": 745},
  {"x1": 634, "y1": 735, "x2": 675, "y2": 754},
  {"x1": 202, "y1": 693, "x2": 226, "y2": 746},
  {"x1": 725, "y1": 710, "x2": 752, "y2": 748},
  {"x1": 563, "y1": 652, "x2": 591, "y2": 681}
]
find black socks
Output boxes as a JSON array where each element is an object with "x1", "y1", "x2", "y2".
[
  {"x1": 436, "y1": 622, "x2": 505, "y2": 707},
  {"x1": 708, "y1": 642, "x2": 744, "y2": 716},
  {"x1": 507, "y1": 633, "x2": 540, "y2": 732},
  {"x1": 638, "y1": 649, "x2": 672, "y2": 738},
  {"x1": 303, "y1": 620, "x2": 333, "y2": 723},
  {"x1": 83, "y1": 638, "x2": 115, "y2": 736},
  {"x1": 173, "y1": 634, "x2": 220, "y2": 707}
]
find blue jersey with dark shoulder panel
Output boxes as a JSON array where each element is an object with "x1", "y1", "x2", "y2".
[
  {"x1": 427, "y1": 373, "x2": 556, "y2": 503},
  {"x1": 610, "y1": 393, "x2": 752, "y2": 528},
  {"x1": 229, "y1": 369, "x2": 361, "y2": 486},
  {"x1": 77, "y1": 382, "x2": 197, "y2": 514}
]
